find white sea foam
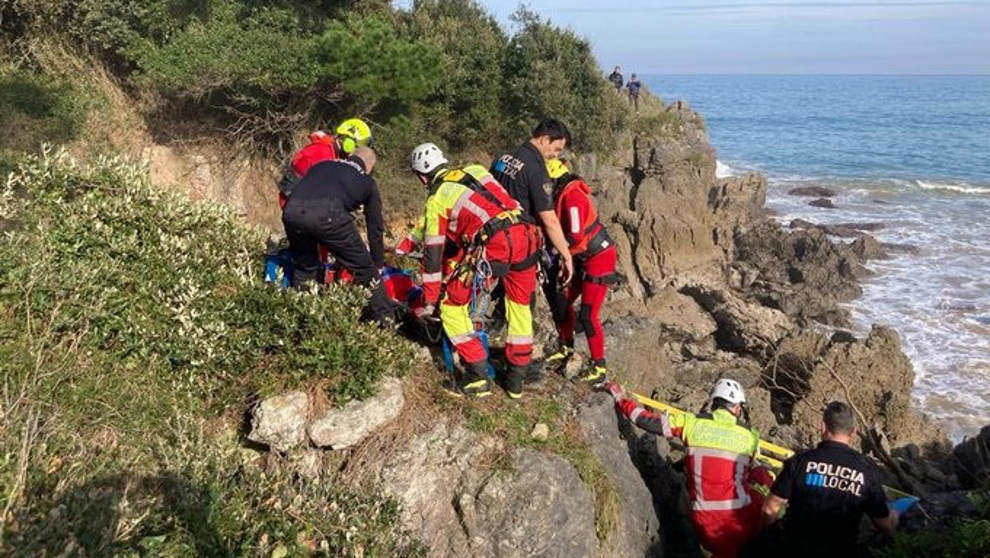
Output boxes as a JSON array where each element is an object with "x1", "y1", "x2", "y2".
[
  {"x1": 765, "y1": 177, "x2": 990, "y2": 441},
  {"x1": 915, "y1": 180, "x2": 990, "y2": 195},
  {"x1": 715, "y1": 160, "x2": 736, "y2": 178}
]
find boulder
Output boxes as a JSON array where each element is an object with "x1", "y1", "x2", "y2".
[
  {"x1": 308, "y1": 377, "x2": 405, "y2": 449},
  {"x1": 647, "y1": 286, "x2": 718, "y2": 342},
  {"x1": 952, "y1": 425, "x2": 990, "y2": 488},
  {"x1": 378, "y1": 423, "x2": 606, "y2": 557},
  {"x1": 461, "y1": 449, "x2": 598, "y2": 558},
  {"x1": 848, "y1": 235, "x2": 889, "y2": 260},
  {"x1": 247, "y1": 391, "x2": 309, "y2": 452},
  {"x1": 578, "y1": 393, "x2": 662, "y2": 557},
  {"x1": 809, "y1": 198, "x2": 835, "y2": 209},
  {"x1": 788, "y1": 186, "x2": 836, "y2": 197},
  {"x1": 778, "y1": 326, "x2": 945, "y2": 449}
]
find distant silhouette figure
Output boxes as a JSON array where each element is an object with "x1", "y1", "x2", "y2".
[
  {"x1": 626, "y1": 74, "x2": 642, "y2": 113},
  {"x1": 608, "y1": 66, "x2": 623, "y2": 90}
]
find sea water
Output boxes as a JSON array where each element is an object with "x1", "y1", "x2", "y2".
[{"x1": 644, "y1": 75, "x2": 990, "y2": 441}]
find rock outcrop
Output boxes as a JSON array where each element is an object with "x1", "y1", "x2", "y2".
[
  {"x1": 580, "y1": 102, "x2": 768, "y2": 299},
  {"x1": 578, "y1": 393, "x2": 663, "y2": 557},
  {"x1": 376, "y1": 420, "x2": 654, "y2": 558},
  {"x1": 309, "y1": 377, "x2": 404, "y2": 449},
  {"x1": 247, "y1": 377, "x2": 405, "y2": 451}
]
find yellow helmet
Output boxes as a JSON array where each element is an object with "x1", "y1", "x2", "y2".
[
  {"x1": 546, "y1": 158, "x2": 569, "y2": 180},
  {"x1": 335, "y1": 118, "x2": 373, "y2": 155}
]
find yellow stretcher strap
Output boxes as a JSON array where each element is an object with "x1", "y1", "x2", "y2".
[
  {"x1": 629, "y1": 392, "x2": 795, "y2": 460},
  {"x1": 628, "y1": 391, "x2": 920, "y2": 502}
]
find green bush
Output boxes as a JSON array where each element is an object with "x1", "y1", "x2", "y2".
[
  {"x1": 1, "y1": 147, "x2": 414, "y2": 404},
  {"x1": 501, "y1": 7, "x2": 628, "y2": 153},
  {"x1": 0, "y1": 147, "x2": 421, "y2": 555},
  {"x1": 0, "y1": 67, "x2": 91, "y2": 151}
]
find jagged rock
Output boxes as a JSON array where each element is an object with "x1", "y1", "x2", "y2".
[
  {"x1": 952, "y1": 425, "x2": 990, "y2": 488},
  {"x1": 790, "y1": 219, "x2": 886, "y2": 238},
  {"x1": 681, "y1": 284, "x2": 793, "y2": 357},
  {"x1": 461, "y1": 449, "x2": 598, "y2": 557},
  {"x1": 809, "y1": 198, "x2": 835, "y2": 209},
  {"x1": 788, "y1": 186, "x2": 836, "y2": 197},
  {"x1": 736, "y1": 220, "x2": 863, "y2": 327},
  {"x1": 293, "y1": 449, "x2": 323, "y2": 480},
  {"x1": 378, "y1": 423, "x2": 604, "y2": 557},
  {"x1": 308, "y1": 377, "x2": 404, "y2": 449},
  {"x1": 379, "y1": 423, "x2": 495, "y2": 556},
  {"x1": 775, "y1": 326, "x2": 945, "y2": 449},
  {"x1": 578, "y1": 393, "x2": 662, "y2": 557},
  {"x1": 882, "y1": 242, "x2": 921, "y2": 256},
  {"x1": 592, "y1": 102, "x2": 766, "y2": 299},
  {"x1": 247, "y1": 391, "x2": 309, "y2": 452},
  {"x1": 848, "y1": 235, "x2": 889, "y2": 260},
  {"x1": 563, "y1": 354, "x2": 585, "y2": 379}
]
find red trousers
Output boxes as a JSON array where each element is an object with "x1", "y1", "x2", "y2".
[
  {"x1": 556, "y1": 245, "x2": 617, "y2": 362},
  {"x1": 692, "y1": 466, "x2": 775, "y2": 558},
  {"x1": 442, "y1": 224, "x2": 539, "y2": 366}
]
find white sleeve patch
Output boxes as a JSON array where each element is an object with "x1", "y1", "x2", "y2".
[{"x1": 569, "y1": 207, "x2": 580, "y2": 234}]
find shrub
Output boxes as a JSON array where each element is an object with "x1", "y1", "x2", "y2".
[
  {"x1": 404, "y1": 0, "x2": 508, "y2": 151},
  {"x1": 1, "y1": 147, "x2": 414, "y2": 405},
  {"x1": 501, "y1": 7, "x2": 628, "y2": 153},
  {"x1": 0, "y1": 67, "x2": 91, "y2": 151},
  {"x1": 0, "y1": 146, "x2": 421, "y2": 554}
]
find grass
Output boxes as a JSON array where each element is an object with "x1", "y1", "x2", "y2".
[{"x1": 0, "y1": 148, "x2": 420, "y2": 555}]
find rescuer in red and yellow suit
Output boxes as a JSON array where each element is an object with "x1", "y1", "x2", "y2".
[
  {"x1": 409, "y1": 143, "x2": 541, "y2": 398},
  {"x1": 543, "y1": 158, "x2": 618, "y2": 383},
  {"x1": 604, "y1": 378, "x2": 775, "y2": 558}
]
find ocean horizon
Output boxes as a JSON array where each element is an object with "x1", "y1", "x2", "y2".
[{"x1": 641, "y1": 74, "x2": 990, "y2": 441}]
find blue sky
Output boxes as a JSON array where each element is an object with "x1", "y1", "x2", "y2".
[{"x1": 398, "y1": 1, "x2": 990, "y2": 74}]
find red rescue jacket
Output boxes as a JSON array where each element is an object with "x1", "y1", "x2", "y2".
[{"x1": 553, "y1": 177, "x2": 610, "y2": 258}]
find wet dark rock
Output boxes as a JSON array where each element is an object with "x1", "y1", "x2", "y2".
[
  {"x1": 882, "y1": 242, "x2": 921, "y2": 256},
  {"x1": 830, "y1": 330, "x2": 857, "y2": 344},
  {"x1": 788, "y1": 186, "x2": 836, "y2": 197},
  {"x1": 809, "y1": 197, "x2": 835, "y2": 208},
  {"x1": 952, "y1": 425, "x2": 990, "y2": 488}
]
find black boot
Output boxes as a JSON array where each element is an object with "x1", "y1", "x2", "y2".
[
  {"x1": 442, "y1": 360, "x2": 492, "y2": 398},
  {"x1": 505, "y1": 364, "x2": 526, "y2": 400}
]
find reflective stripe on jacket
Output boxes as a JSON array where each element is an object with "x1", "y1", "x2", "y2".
[
  {"x1": 419, "y1": 165, "x2": 522, "y2": 303},
  {"x1": 618, "y1": 401, "x2": 761, "y2": 511}
]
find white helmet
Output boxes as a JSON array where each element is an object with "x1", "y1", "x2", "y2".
[
  {"x1": 410, "y1": 142, "x2": 448, "y2": 175},
  {"x1": 710, "y1": 378, "x2": 746, "y2": 405}
]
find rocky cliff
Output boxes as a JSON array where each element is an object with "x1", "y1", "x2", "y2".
[{"x1": 233, "y1": 100, "x2": 975, "y2": 556}]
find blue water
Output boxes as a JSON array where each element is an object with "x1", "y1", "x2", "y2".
[{"x1": 643, "y1": 75, "x2": 990, "y2": 440}]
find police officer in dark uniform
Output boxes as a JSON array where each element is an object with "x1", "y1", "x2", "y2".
[
  {"x1": 281, "y1": 147, "x2": 390, "y2": 324},
  {"x1": 490, "y1": 118, "x2": 575, "y2": 286},
  {"x1": 760, "y1": 401, "x2": 898, "y2": 557}
]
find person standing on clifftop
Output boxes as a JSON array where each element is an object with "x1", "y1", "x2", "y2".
[
  {"x1": 759, "y1": 401, "x2": 898, "y2": 558},
  {"x1": 605, "y1": 378, "x2": 775, "y2": 558},
  {"x1": 608, "y1": 66, "x2": 624, "y2": 90},
  {"x1": 626, "y1": 74, "x2": 642, "y2": 113},
  {"x1": 542, "y1": 158, "x2": 618, "y2": 383}
]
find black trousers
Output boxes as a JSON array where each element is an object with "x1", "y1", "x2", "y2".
[{"x1": 282, "y1": 197, "x2": 390, "y2": 323}]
